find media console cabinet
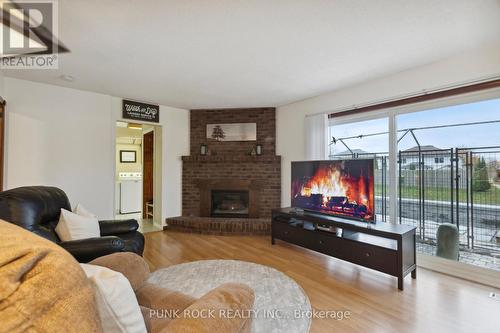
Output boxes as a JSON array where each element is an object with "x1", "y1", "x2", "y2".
[{"x1": 272, "y1": 207, "x2": 417, "y2": 290}]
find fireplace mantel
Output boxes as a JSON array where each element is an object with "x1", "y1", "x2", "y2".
[
  {"x1": 197, "y1": 179, "x2": 262, "y2": 218},
  {"x1": 182, "y1": 155, "x2": 280, "y2": 163}
]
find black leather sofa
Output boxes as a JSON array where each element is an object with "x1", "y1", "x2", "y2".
[{"x1": 0, "y1": 186, "x2": 145, "y2": 262}]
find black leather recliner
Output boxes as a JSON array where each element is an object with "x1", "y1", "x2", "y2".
[{"x1": 0, "y1": 186, "x2": 145, "y2": 262}]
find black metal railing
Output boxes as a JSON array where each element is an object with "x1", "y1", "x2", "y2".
[
  {"x1": 329, "y1": 152, "x2": 389, "y2": 222},
  {"x1": 330, "y1": 146, "x2": 500, "y2": 255},
  {"x1": 456, "y1": 147, "x2": 500, "y2": 252}
]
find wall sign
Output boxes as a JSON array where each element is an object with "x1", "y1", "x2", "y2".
[{"x1": 122, "y1": 99, "x2": 159, "y2": 123}]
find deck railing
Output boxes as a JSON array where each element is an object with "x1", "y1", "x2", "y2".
[{"x1": 330, "y1": 147, "x2": 500, "y2": 255}]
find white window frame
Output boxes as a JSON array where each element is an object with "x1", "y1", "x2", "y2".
[
  {"x1": 329, "y1": 88, "x2": 500, "y2": 219},
  {"x1": 327, "y1": 87, "x2": 500, "y2": 287}
]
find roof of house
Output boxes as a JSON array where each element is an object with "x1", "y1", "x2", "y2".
[
  {"x1": 334, "y1": 149, "x2": 370, "y2": 156},
  {"x1": 403, "y1": 145, "x2": 445, "y2": 152}
]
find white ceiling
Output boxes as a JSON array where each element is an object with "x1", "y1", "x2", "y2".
[{"x1": 3, "y1": 0, "x2": 500, "y2": 109}]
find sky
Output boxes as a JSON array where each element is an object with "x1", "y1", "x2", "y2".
[{"x1": 329, "y1": 97, "x2": 500, "y2": 155}]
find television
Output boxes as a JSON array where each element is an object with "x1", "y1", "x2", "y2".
[{"x1": 291, "y1": 159, "x2": 375, "y2": 222}]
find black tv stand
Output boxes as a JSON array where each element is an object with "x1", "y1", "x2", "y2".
[{"x1": 272, "y1": 207, "x2": 417, "y2": 290}]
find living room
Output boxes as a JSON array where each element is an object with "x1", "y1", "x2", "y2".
[{"x1": 1, "y1": 1, "x2": 500, "y2": 333}]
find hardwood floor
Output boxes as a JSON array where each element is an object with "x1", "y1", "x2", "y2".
[{"x1": 144, "y1": 231, "x2": 500, "y2": 333}]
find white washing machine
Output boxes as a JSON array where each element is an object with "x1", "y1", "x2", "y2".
[{"x1": 119, "y1": 172, "x2": 142, "y2": 214}]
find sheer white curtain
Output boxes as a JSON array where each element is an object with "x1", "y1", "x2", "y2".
[{"x1": 304, "y1": 113, "x2": 328, "y2": 160}]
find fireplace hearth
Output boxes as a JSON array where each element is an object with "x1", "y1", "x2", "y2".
[{"x1": 211, "y1": 190, "x2": 249, "y2": 218}]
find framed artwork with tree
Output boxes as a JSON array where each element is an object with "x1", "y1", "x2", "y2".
[{"x1": 206, "y1": 123, "x2": 256, "y2": 141}]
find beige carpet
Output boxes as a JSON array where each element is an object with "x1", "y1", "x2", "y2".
[{"x1": 148, "y1": 259, "x2": 311, "y2": 333}]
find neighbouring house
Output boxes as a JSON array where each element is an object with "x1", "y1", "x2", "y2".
[
  {"x1": 400, "y1": 145, "x2": 465, "y2": 170},
  {"x1": 330, "y1": 149, "x2": 377, "y2": 159}
]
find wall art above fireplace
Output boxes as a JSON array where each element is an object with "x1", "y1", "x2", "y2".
[{"x1": 207, "y1": 123, "x2": 257, "y2": 142}]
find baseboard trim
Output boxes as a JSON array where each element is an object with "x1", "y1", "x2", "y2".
[{"x1": 417, "y1": 253, "x2": 500, "y2": 289}]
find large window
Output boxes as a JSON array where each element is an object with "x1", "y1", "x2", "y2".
[
  {"x1": 328, "y1": 93, "x2": 500, "y2": 272},
  {"x1": 328, "y1": 117, "x2": 390, "y2": 222}
]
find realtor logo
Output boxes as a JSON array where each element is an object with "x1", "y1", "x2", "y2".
[{"x1": 0, "y1": 0, "x2": 65, "y2": 69}]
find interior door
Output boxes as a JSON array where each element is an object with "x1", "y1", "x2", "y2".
[
  {"x1": 143, "y1": 131, "x2": 154, "y2": 218},
  {"x1": 0, "y1": 100, "x2": 5, "y2": 191}
]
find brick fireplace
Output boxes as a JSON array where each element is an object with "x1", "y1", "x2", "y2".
[{"x1": 166, "y1": 107, "x2": 281, "y2": 235}]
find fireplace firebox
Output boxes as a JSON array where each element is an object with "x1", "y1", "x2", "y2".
[
  {"x1": 211, "y1": 190, "x2": 249, "y2": 218},
  {"x1": 197, "y1": 179, "x2": 261, "y2": 218}
]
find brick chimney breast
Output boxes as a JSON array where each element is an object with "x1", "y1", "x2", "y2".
[{"x1": 182, "y1": 108, "x2": 281, "y2": 218}]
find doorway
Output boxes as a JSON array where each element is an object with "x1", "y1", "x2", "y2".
[{"x1": 115, "y1": 121, "x2": 161, "y2": 233}]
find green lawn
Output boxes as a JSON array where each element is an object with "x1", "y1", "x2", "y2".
[{"x1": 375, "y1": 184, "x2": 500, "y2": 206}]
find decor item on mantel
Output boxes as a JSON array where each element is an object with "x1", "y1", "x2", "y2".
[
  {"x1": 256, "y1": 144, "x2": 263, "y2": 156},
  {"x1": 200, "y1": 144, "x2": 208, "y2": 155},
  {"x1": 207, "y1": 123, "x2": 257, "y2": 142}
]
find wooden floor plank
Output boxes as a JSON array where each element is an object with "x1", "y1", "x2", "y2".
[{"x1": 144, "y1": 231, "x2": 500, "y2": 333}]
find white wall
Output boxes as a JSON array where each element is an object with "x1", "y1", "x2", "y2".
[
  {"x1": 159, "y1": 105, "x2": 189, "y2": 220},
  {"x1": 4, "y1": 78, "x2": 190, "y2": 223},
  {"x1": 276, "y1": 43, "x2": 500, "y2": 206},
  {"x1": 5, "y1": 78, "x2": 114, "y2": 217}
]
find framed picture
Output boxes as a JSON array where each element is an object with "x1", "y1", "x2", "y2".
[
  {"x1": 120, "y1": 150, "x2": 137, "y2": 163},
  {"x1": 206, "y1": 123, "x2": 257, "y2": 142}
]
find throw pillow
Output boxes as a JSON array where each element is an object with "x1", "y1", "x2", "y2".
[
  {"x1": 80, "y1": 263, "x2": 147, "y2": 333},
  {"x1": 75, "y1": 203, "x2": 98, "y2": 218},
  {"x1": 55, "y1": 208, "x2": 100, "y2": 241}
]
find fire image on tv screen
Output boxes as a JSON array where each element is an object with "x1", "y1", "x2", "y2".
[{"x1": 291, "y1": 159, "x2": 375, "y2": 222}]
